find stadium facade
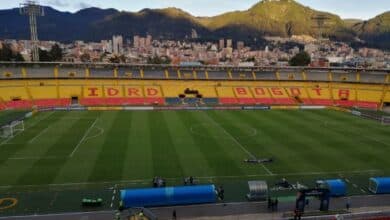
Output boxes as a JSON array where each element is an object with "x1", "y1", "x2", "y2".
[{"x1": 0, "y1": 62, "x2": 389, "y2": 110}]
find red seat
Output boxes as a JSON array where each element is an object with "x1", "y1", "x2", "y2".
[
  {"x1": 237, "y1": 98, "x2": 256, "y2": 104},
  {"x1": 255, "y1": 98, "x2": 275, "y2": 104},
  {"x1": 5, "y1": 100, "x2": 33, "y2": 109},
  {"x1": 219, "y1": 98, "x2": 238, "y2": 104},
  {"x1": 144, "y1": 98, "x2": 164, "y2": 105},
  {"x1": 356, "y1": 101, "x2": 379, "y2": 109},
  {"x1": 302, "y1": 99, "x2": 314, "y2": 105},
  {"x1": 273, "y1": 98, "x2": 296, "y2": 105},
  {"x1": 335, "y1": 100, "x2": 355, "y2": 107},
  {"x1": 34, "y1": 99, "x2": 71, "y2": 107},
  {"x1": 310, "y1": 99, "x2": 334, "y2": 106},
  {"x1": 80, "y1": 98, "x2": 106, "y2": 106}
]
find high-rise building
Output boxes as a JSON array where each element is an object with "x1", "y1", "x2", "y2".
[
  {"x1": 146, "y1": 35, "x2": 152, "y2": 47},
  {"x1": 101, "y1": 40, "x2": 112, "y2": 53},
  {"x1": 133, "y1": 35, "x2": 140, "y2": 48},
  {"x1": 237, "y1": 41, "x2": 244, "y2": 50},
  {"x1": 139, "y1": 38, "x2": 146, "y2": 48},
  {"x1": 112, "y1": 35, "x2": 123, "y2": 54},
  {"x1": 219, "y1": 39, "x2": 224, "y2": 50},
  {"x1": 226, "y1": 39, "x2": 233, "y2": 48},
  {"x1": 191, "y1": 29, "x2": 198, "y2": 39}
]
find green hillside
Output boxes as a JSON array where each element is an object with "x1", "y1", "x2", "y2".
[
  {"x1": 199, "y1": 0, "x2": 346, "y2": 38},
  {"x1": 353, "y1": 12, "x2": 390, "y2": 48}
]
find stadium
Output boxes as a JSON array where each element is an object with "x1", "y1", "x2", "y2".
[{"x1": 0, "y1": 62, "x2": 390, "y2": 219}]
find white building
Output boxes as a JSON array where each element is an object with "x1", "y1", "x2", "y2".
[{"x1": 112, "y1": 35, "x2": 123, "y2": 54}]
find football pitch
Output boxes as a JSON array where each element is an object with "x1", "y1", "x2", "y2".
[{"x1": 0, "y1": 109, "x2": 389, "y2": 214}]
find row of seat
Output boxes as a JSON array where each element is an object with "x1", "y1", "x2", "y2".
[{"x1": 0, "y1": 97, "x2": 380, "y2": 109}]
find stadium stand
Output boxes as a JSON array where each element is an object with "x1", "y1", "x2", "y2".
[
  {"x1": 0, "y1": 63, "x2": 388, "y2": 109},
  {"x1": 254, "y1": 71, "x2": 277, "y2": 80}
]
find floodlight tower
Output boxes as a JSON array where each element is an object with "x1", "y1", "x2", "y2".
[
  {"x1": 311, "y1": 14, "x2": 330, "y2": 41},
  {"x1": 20, "y1": 1, "x2": 45, "y2": 62}
]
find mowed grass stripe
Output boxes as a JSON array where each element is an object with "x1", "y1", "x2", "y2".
[
  {"x1": 314, "y1": 110, "x2": 390, "y2": 141},
  {"x1": 164, "y1": 111, "x2": 213, "y2": 177},
  {"x1": 0, "y1": 111, "x2": 62, "y2": 163},
  {"x1": 149, "y1": 111, "x2": 184, "y2": 178},
  {"x1": 301, "y1": 110, "x2": 390, "y2": 168},
  {"x1": 122, "y1": 111, "x2": 154, "y2": 180},
  {"x1": 271, "y1": 110, "x2": 372, "y2": 170},
  {"x1": 53, "y1": 111, "x2": 117, "y2": 184},
  {"x1": 204, "y1": 111, "x2": 271, "y2": 175},
  {"x1": 185, "y1": 111, "x2": 245, "y2": 176},
  {"x1": 192, "y1": 111, "x2": 253, "y2": 176},
  {"x1": 242, "y1": 110, "x2": 324, "y2": 173},
  {"x1": 88, "y1": 111, "x2": 132, "y2": 182},
  {"x1": 219, "y1": 110, "x2": 303, "y2": 174},
  {"x1": 0, "y1": 112, "x2": 65, "y2": 186},
  {"x1": 15, "y1": 112, "x2": 99, "y2": 185},
  {"x1": 317, "y1": 110, "x2": 390, "y2": 136}
]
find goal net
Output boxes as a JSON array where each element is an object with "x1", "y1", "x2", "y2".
[
  {"x1": 0, "y1": 120, "x2": 24, "y2": 138},
  {"x1": 381, "y1": 116, "x2": 390, "y2": 125}
]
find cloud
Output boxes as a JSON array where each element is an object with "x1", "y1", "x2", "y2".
[
  {"x1": 75, "y1": 2, "x2": 93, "y2": 9},
  {"x1": 44, "y1": 0, "x2": 69, "y2": 8}
]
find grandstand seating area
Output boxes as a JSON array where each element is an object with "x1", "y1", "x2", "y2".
[
  {"x1": 0, "y1": 64, "x2": 389, "y2": 110},
  {"x1": 0, "y1": 79, "x2": 388, "y2": 110}
]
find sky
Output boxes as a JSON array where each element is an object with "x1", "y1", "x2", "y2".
[{"x1": 1, "y1": 0, "x2": 389, "y2": 20}]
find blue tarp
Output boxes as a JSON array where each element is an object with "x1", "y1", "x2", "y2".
[
  {"x1": 325, "y1": 179, "x2": 347, "y2": 197},
  {"x1": 369, "y1": 177, "x2": 390, "y2": 194},
  {"x1": 121, "y1": 185, "x2": 216, "y2": 208}
]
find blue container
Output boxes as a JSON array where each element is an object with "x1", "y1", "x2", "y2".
[
  {"x1": 120, "y1": 185, "x2": 216, "y2": 208},
  {"x1": 369, "y1": 177, "x2": 390, "y2": 194},
  {"x1": 325, "y1": 179, "x2": 347, "y2": 197}
]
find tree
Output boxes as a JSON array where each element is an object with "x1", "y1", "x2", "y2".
[
  {"x1": 38, "y1": 49, "x2": 52, "y2": 62},
  {"x1": 0, "y1": 43, "x2": 25, "y2": 62},
  {"x1": 80, "y1": 53, "x2": 91, "y2": 62},
  {"x1": 289, "y1": 51, "x2": 311, "y2": 66},
  {"x1": 147, "y1": 55, "x2": 171, "y2": 64},
  {"x1": 49, "y1": 44, "x2": 63, "y2": 61}
]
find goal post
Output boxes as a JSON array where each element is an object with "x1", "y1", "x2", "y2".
[{"x1": 0, "y1": 120, "x2": 25, "y2": 138}]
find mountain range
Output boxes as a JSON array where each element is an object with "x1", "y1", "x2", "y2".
[{"x1": 0, "y1": 0, "x2": 389, "y2": 49}]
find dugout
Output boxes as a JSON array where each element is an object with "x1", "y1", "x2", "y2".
[
  {"x1": 246, "y1": 180, "x2": 268, "y2": 201},
  {"x1": 369, "y1": 177, "x2": 390, "y2": 194},
  {"x1": 316, "y1": 179, "x2": 346, "y2": 197},
  {"x1": 120, "y1": 185, "x2": 216, "y2": 208}
]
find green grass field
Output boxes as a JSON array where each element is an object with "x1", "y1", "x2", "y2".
[{"x1": 0, "y1": 109, "x2": 389, "y2": 215}]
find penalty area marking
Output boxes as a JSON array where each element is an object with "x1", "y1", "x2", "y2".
[
  {"x1": 69, "y1": 118, "x2": 99, "y2": 157},
  {"x1": 84, "y1": 126, "x2": 104, "y2": 142},
  {"x1": 28, "y1": 126, "x2": 50, "y2": 143},
  {"x1": 0, "y1": 111, "x2": 55, "y2": 146},
  {"x1": 202, "y1": 112, "x2": 274, "y2": 175}
]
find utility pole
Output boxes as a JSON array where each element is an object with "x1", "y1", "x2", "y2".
[{"x1": 20, "y1": 1, "x2": 44, "y2": 62}]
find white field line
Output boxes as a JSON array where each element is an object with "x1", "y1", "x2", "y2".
[
  {"x1": 69, "y1": 118, "x2": 99, "y2": 157},
  {"x1": 28, "y1": 126, "x2": 50, "y2": 143},
  {"x1": 84, "y1": 126, "x2": 104, "y2": 141},
  {"x1": 0, "y1": 210, "x2": 114, "y2": 219},
  {"x1": 0, "y1": 169, "x2": 380, "y2": 189},
  {"x1": 0, "y1": 111, "x2": 55, "y2": 146},
  {"x1": 8, "y1": 156, "x2": 66, "y2": 160},
  {"x1": 203, "y1": 112, "x2": 274, "y2": 175}
]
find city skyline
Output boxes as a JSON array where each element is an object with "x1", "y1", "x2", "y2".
[{"x1": 0, "y1": 0, "x2": 389, "y2": 20}]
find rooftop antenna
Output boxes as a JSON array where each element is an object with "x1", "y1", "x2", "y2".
[
  {"x1": 311, "y1": 14, "x2": 330, "y2": 41},
  {"x1": 20, "y1": 1, "x2": 45, "y2": 62}
]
